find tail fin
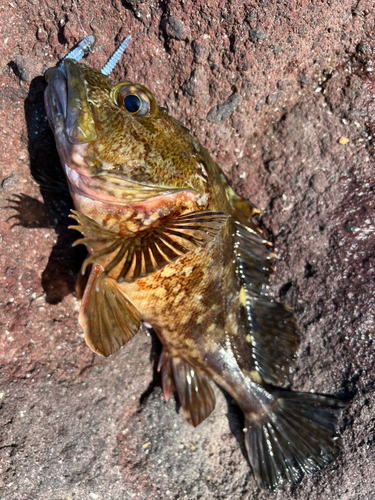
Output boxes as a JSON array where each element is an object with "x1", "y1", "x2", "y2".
[{"x1": 244, "y1": 389, "x2": 346, "y2": 491}]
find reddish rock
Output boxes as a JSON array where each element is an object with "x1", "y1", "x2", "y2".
[
  {"x1": 11, "y1": 56, "x2": 45, "y2": 84},
  {"x1": 1, "y1": 1, "x2": 375, "y2": 499}
]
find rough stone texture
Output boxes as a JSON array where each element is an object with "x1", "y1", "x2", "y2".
[{"x1": 1, "y1": 1, "x2": 375, "y2": 499}]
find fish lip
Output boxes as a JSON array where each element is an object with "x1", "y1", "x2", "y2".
[
  {"x1": 44, "y1": 65, "x2": 68, "y2": 125},
  {"x1": 44, "y1": 63, "x2": 75, "y2": 170},
  {"x1": 46, "y1": 59, "x2": 98, "y2": 144},
  {"x1": 64, "y1": 164, "x2": 185, "y2": 206},
  {"x1": 44, "y1": 62, "x2": 95, "y2": 177}
]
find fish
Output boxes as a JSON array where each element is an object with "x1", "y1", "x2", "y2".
[{"x1": 43, "y1": 36, "x2": 346, "y2": 491}]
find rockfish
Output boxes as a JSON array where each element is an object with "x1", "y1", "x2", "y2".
[{"x1": 44, "y1": 36, "x2": 345, "y2": 491}]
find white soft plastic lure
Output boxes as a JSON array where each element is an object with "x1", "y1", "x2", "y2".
[{"x1": 59, "y1": 34, "x2": 132, "y2": 75}]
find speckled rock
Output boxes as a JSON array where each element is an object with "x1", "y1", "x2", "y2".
[{"x1": 1, "y1": 1, "x2": 375, "y2": 499}]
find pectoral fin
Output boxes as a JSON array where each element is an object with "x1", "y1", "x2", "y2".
[
  {"x1": 79, "y1": 263, "x2": 141, "y2": 356},
  {"x1": 158, "y1": 348, "x2": 216, "y2": 427},
  {"x1": 70, "y1": 210, "x2": 228, "y2": 282}
]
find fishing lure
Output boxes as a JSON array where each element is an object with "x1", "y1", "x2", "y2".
[{"x1": 60, "y1": 34, "x2": 132, "y2": 76}]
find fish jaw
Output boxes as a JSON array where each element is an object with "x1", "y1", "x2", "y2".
[
  {"x1": 44, "y1": 62, "x2": 99, "y2": 168},
  {"x1": 44, "y1": 62, "x2": 98, "y2": 203}
]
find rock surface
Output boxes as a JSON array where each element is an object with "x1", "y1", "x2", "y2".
[{"x1": 1, "y1": 1, "x2": 375, "y2": 499}]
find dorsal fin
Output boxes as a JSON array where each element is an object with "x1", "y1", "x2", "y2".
[
  {"x1": 234, "y1": 220, "x2": 299, "y2": 385},
  {"x1": 79, "y1": 263, "x2": 141, "y2": 356},
  {"x1": 70, "y1": 209, "x2": 228, "y2": 282},
  {"x1": 221, "y1": 171, "x2": 260, "y2": 224}
]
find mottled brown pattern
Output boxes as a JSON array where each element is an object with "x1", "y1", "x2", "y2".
[
  {"x1": 44, "y1": 56, "x2": 346, "y2": 492},
  {"x1": 45, "y1": 57, "x2": 250, "y2": 384}
]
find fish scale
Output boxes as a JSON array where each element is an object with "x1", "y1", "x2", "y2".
[{"x1": 44, "y1": 35, "x2": 346, "y2": 492}]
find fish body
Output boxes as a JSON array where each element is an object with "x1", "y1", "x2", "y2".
[{"x1": 44, "y1": 53, "x2": 344, "y2": 491}]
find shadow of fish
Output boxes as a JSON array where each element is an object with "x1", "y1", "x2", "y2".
[{"x1": 43, "y1": 35, "x2": 346, "y2": 491}]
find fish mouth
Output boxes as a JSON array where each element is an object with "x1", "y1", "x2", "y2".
[
  {"x1": 45, "y1": 59, "x2": 98, "y2": 145},
  {"x1": 45, "y1": 61, "x2": 128, "y2": 204},
  {"x1": 64, "y1": 167, "x2": 183, "y2": 205},
  {"x1": 45, "y1": 62, "x2": 104, "y2": 201},
  {"x1": 44, "y1": 59, "x2": 98, "y2": 170}
]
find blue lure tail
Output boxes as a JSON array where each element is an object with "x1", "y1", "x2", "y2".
[
  {"x1": 64, "y1": 34, "x2": 96, "y2": 62},
  {"x1": 58, "y1": 35, "x2": 96, "y2": 76},
  {"x1": 100, "y1": 35, "x2": 132, "y2": 75},
  {"x1": 58, "y1": 34, "x2": 131, "y2": 77}
]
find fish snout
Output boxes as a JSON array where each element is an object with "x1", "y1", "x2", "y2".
[
  {"x1": 44, "y1": 64, "x2": 91, "y2": 178},
  {"x1": 44, "y1": 66, "x2": 68, "y2": 132},
  {"x1": 45, "y1": 60, "x2": 97, "y2": 145}
]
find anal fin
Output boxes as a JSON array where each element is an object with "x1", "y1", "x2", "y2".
[
  {"x1": 244, "y1": 388, "x2": 346, "y2": 491},
  {"x1": 79, "y1": 263, "x2": 141, "y2": 356},
  {"x1": 158, "y1": 348, "x2": 216, "y2": 427}
]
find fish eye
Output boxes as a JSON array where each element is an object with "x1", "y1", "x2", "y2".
[
  {"x1": 114, "y1": 84, "x2": 151, "y2": 117},
  {"x1": 124, "y1": 94, "x2": 141, "y2": 113}
]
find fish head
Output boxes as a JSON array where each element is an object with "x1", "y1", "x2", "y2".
[{"x1": 44, "y1": 58, "x2": 209, "y2": 205}]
